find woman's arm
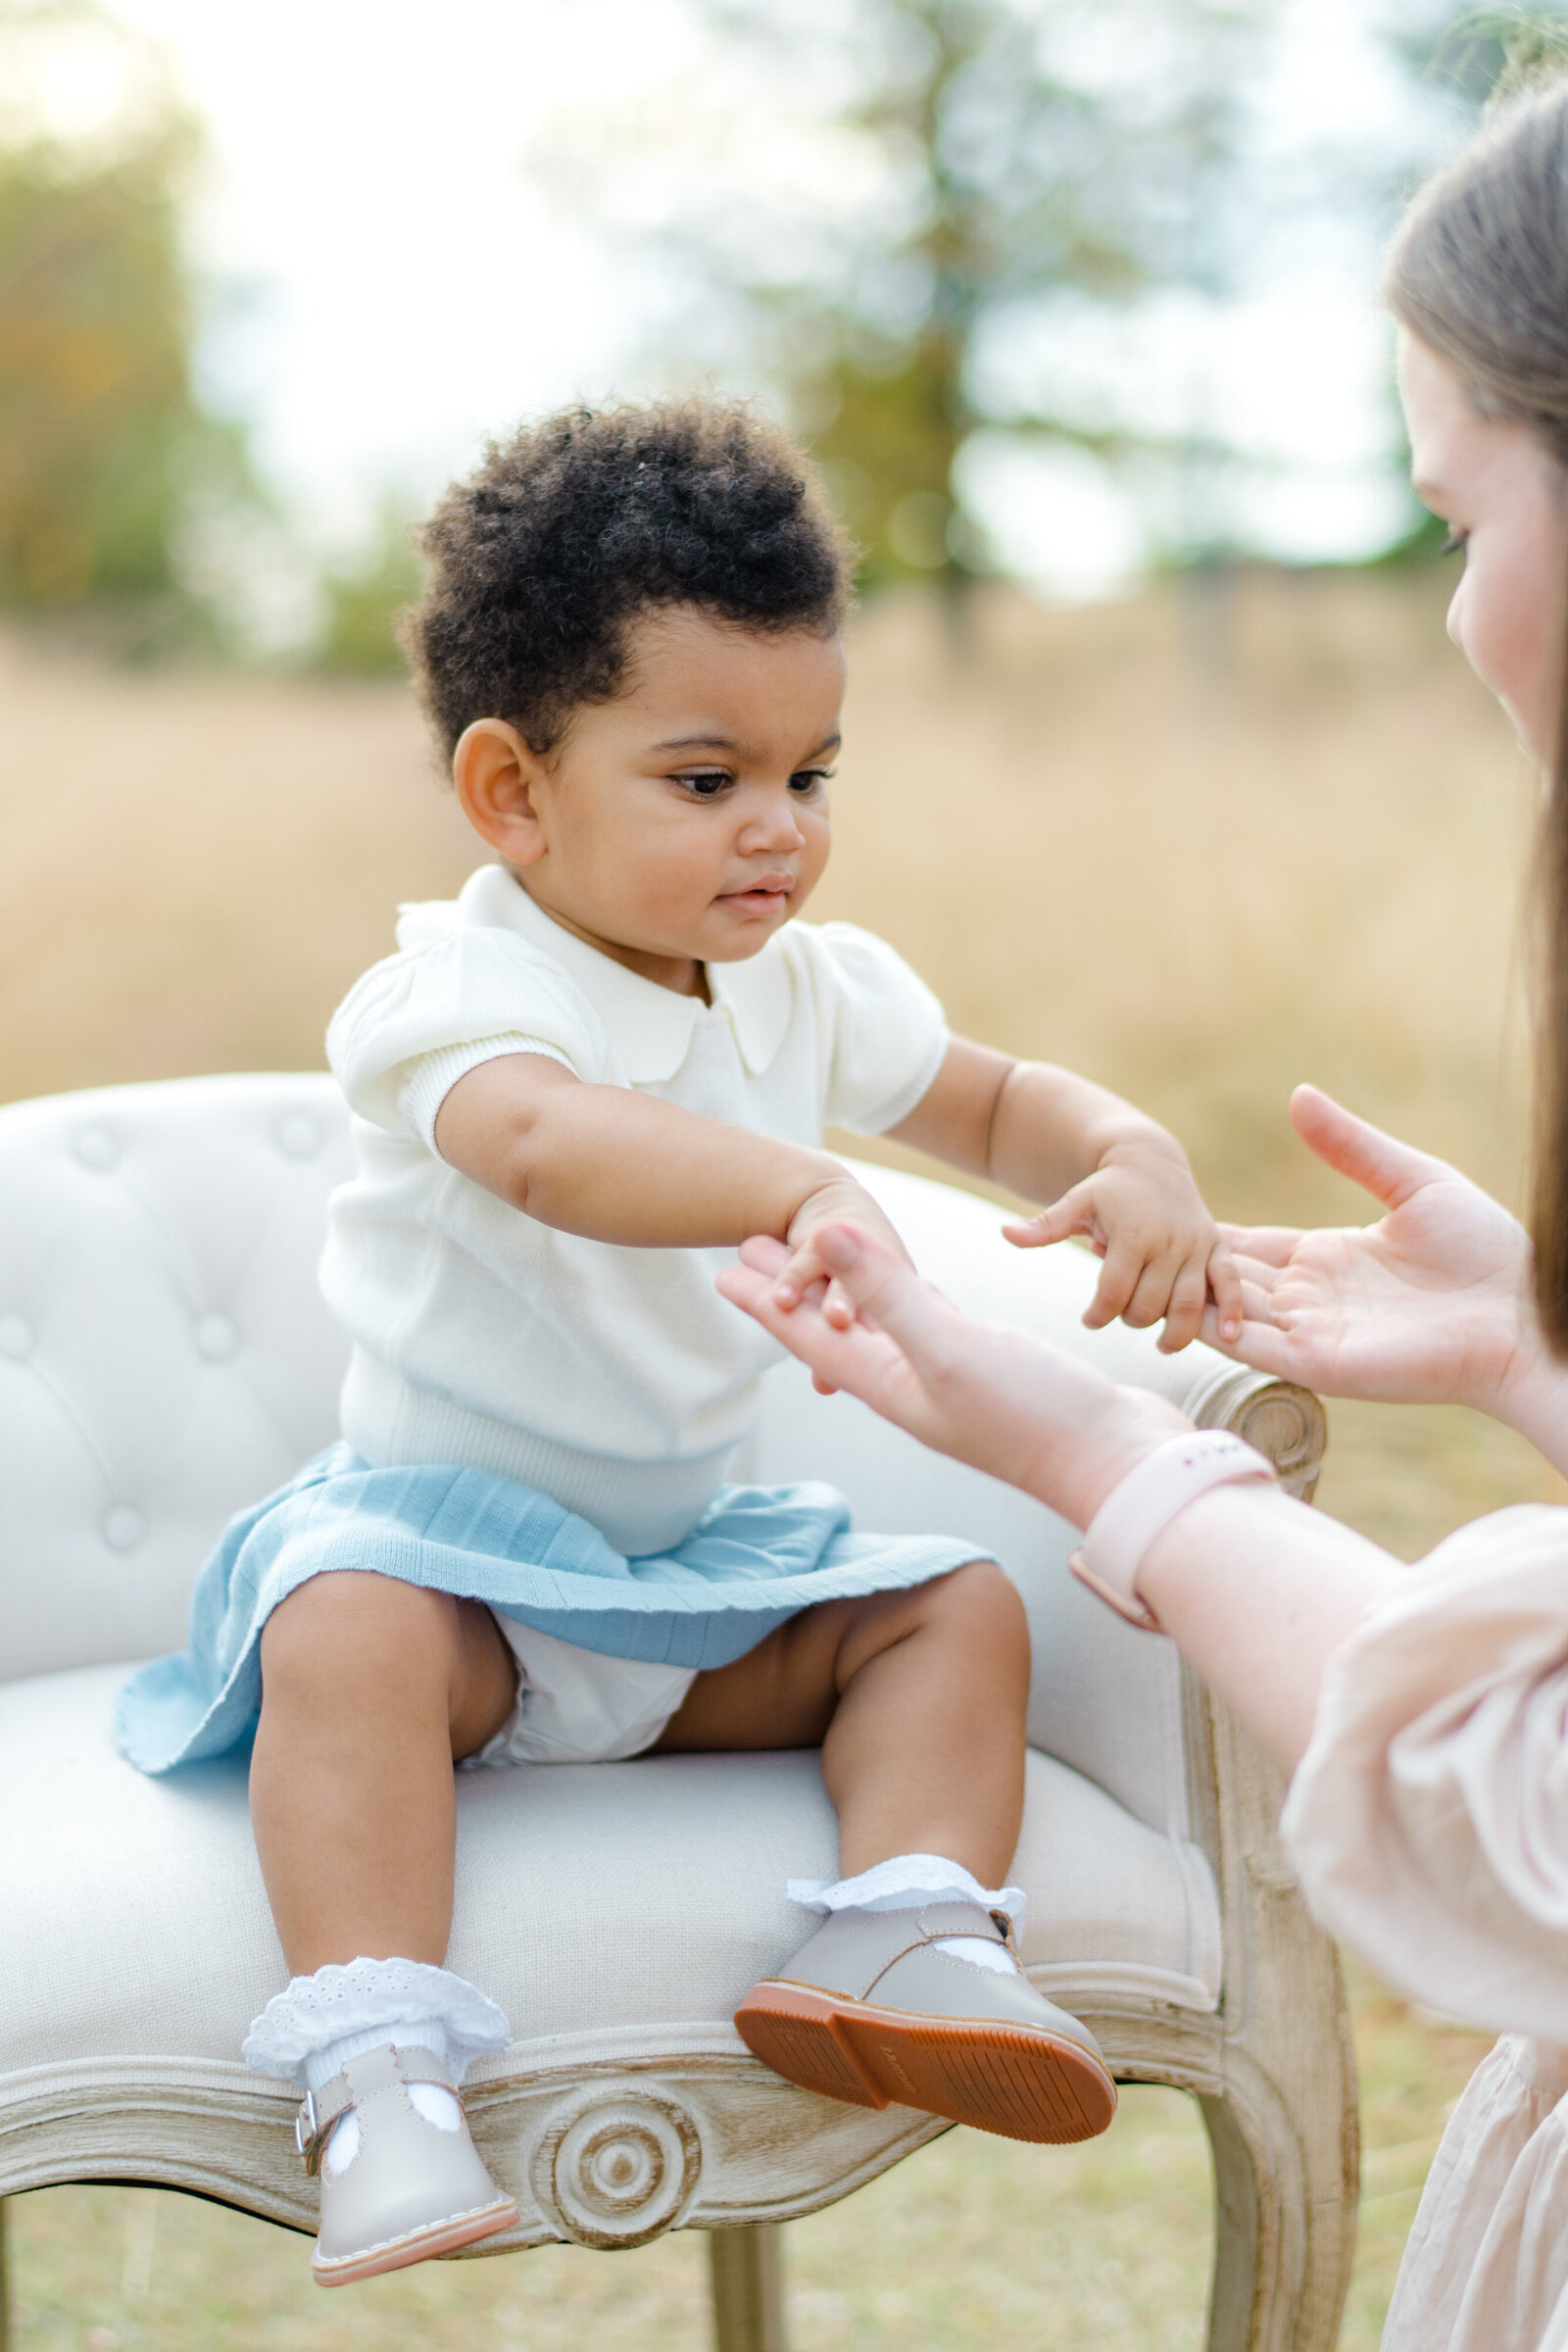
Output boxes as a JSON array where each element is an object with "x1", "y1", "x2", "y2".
[
  {"x1": 717, "y1": 1220, "x2": 1400, "y2": 1772},
  {"x1": 1201, "y1": 1087, "x2": 1568, "y2": 1476}
]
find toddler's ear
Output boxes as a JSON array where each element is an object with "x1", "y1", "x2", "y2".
[{"x1": 453, "y1": 719, "x2": 548, "y2": 862}]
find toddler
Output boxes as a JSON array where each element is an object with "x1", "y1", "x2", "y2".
[{"x1": 120, "y1": 400, "x2": 1241, "y2": 2285}]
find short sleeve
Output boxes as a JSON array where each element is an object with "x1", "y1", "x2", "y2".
[
  {"x1": 804, "y1": 921, "x2": 949, "y2": 1135},
  {"x1": 1281, "y1": 1504, "x2": 1568, "y2": 2042},
  {"x1": 398, "y1": 1035, "x2": 576, "y2": 1154},
  {"x1": 326, "y1": 928, "x2": 608, "y2": 1138}
]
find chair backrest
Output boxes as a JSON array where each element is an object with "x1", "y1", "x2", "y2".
[
  {"x1": 0, "y1": 1071, "x2": 1232, "y2": 1841},
  {"x1": 0, "y1": 1074, "x2": 353, "y2": 1682}
]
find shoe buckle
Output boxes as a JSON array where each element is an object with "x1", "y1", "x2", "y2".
[{"x1": 295, "y1": 2088, "x2": 323, "y2": 2176}]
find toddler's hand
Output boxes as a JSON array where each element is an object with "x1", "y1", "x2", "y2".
[
  {"x1": 772, "y1": 1176, "x2": 915, "y2": 1367},
  {"x1": 1004, "y1": 1137, "x2": 1242, "y2": 1352}
]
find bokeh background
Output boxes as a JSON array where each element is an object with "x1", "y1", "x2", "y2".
[{"x1": 5, "y1": 2, "x2": 1568, "y2": 2346}]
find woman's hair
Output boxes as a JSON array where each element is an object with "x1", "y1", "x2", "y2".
[
  {"x1": 401, "y1": 398, "x2": 854, "y2": 760},
  {"x1": 1386, "y1": 71, "x2": 1568, "y2": 1348}
]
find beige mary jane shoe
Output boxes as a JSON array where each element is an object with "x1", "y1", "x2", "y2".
[
  {"x1": 297, "y1": 2043, "x2": 518, "y2": 2285},
  {"x1": 735, "y1": 1900, "x2": 1116, "y2": 2144}
]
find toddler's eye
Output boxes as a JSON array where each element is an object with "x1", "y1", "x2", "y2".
[
  {"x1": 676, "y1": 770, "x2": 731, "y2": 798},
  {"x1": 790, "y1": 767, "x2": 834, "y2": 795}
]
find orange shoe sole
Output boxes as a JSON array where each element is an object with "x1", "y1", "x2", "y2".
[
  {"x1": 313, "y1": 2194, "x2": 520, "y2": 2286},
  {"x1": 734, "y1": 1982, "x2": 1116, "y2": 2144}
]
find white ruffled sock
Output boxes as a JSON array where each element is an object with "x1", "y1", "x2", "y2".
[
  {"x1": 787, "y1": 1853, "x2": 1026, "y2": 1975},
  {"x1": 243, "y1": 1957, "x2": 513, "y2": 2176}
]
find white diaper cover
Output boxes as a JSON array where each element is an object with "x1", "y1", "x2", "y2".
[{"x1": 464, "y1": 1619, "x2": 698, "y2": 1767}]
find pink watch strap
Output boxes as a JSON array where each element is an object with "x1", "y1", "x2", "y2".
[{"x1": 1068, "y1": 1430, "x2": 1277, "y2": 1633}]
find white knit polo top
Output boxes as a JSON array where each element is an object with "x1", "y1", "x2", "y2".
[{"x1": 321, "y1": 864, "x2": 949, "y2": 1554}]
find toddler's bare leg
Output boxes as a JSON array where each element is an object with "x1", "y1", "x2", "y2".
[
  {"x1": 653, "y1": 1561, "x2": 1029, "y2": 1883},
  {"x1": 249, "y1": 1572, "x2": 516, "y2": 1976}
]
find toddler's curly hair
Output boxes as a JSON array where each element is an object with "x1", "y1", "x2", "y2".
[{"x1": 402, "y1": 399, "x2": 855, "y2": 758}]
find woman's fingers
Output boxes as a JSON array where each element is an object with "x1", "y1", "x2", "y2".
[
  {"x1": 738, "y1": 1234, "x2": 792, "y2": 1276},
  {"x1": 1290, "y1": 1085, "x2": 1448, "y2": 1211},
  {"x1": 723, "y1": 1221, "x2": 946, "y2": 1385},
  {"x1": 1217, "y1": 1222, "x2": 1305, "y2": 1268},
  {"x1": 716, "y1": 1259, "x2": 864, "y2": 1374},
  {"x1": 1197, "y1": 1301, "x2": 1303, "y2": 1376},
  {"x1": 798, "y1": 1222, "x2": 956, "y2": 1362}
]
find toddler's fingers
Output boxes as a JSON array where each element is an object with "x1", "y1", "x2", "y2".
[
  {"x1": 1118, "y1": 1253, "x2": 1183, "y2": 1333},
  {"x1": 822, "y1": 1275, "x2": 858, "y2": 1330},
  {"x1": 1206, "y1": 1240, "x2": 1245, "y2": 1346},
  {"x1": 1082, "y1": 1236, "x2": 1142, "y2": 1330},
  {"x1": 772, "y1": 1239, "x2": 828, "y2": 1308},
  {"x1": 1003, "y1": 1181, "x2": 1099, "y2": 1251},
  {"x1": 1156, "y1": 1257, "x2": 1208, "y2": 1353}
]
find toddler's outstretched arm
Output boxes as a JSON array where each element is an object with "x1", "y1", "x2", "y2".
[
  {"x1": 433, "y1": 1051, "x2": 909, "y2": 1327},
  {"x1": 811, "y1": 1037, "x2": 1238, "y2": 1353}
]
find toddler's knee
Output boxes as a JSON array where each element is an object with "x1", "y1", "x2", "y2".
[
  {"x1": 929, "y1": 1559, "x2": 1029, "y2": 1649},
  {"x1": 261, "y1": 1572, "x2": 458, "y2": 1697}
]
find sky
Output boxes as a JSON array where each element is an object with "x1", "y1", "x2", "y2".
[{"x1": 13, "y1": 0, "x2": 1471, "y2": 614}]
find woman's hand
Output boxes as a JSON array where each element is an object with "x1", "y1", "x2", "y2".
[
  {"x1": 718, "y1": 1222, "x2": 1187, "y2": 1529},
  {"x1": 1205, "y1": 1086, "x2": 1535, "y2": 1411}
]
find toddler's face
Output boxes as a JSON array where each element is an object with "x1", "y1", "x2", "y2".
[
  {"x1": 1399, "y1": 328, "x2": 1567, "y2": 769},
  {"x1": 466, "y1": 607, "x2": 841, "y2": 997}
]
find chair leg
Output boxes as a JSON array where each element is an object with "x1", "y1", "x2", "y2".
[
  {"x1": 1200, "y1": 2094, "x2": 1263, "y2": 2352},
  {"x1": 707, "y1": 2222, "x2": 787, "y2": 2352},
  {"x1": 1199, "y1": 2073, "x2": 1353, "y2": 2352}
]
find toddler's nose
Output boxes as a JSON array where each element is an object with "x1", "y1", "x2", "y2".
[{"x1": 741, "y1": 797, "x2": 807, "y2": 853}]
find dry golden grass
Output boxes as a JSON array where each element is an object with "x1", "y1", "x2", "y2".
[{"x1": 0, "y1": 571, "x2": 1548, "y2": 2344}]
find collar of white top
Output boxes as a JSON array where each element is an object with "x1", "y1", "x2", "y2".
[
  {"x1": 396, "y1": 863, "x2": 795, "y2": 1083},
  {"x1": 1068, "y1": 1429, "x2": 1278, "y2": 1633}
]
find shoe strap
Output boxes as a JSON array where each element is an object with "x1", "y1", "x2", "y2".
[
  {"x1": 853, "y1": 1902, "x2": 1013, "y2": 1997},
  {"x1": 294, "y1": 2042, "x2": 459, "y2": 2176},
  {"x1": 909, "y1": 1899, "x2": 1012, "y2": 1946}
]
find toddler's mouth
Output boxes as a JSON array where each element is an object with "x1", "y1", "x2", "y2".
[{"x1": 718, "y1": 876, "x2": 795, "y2": 911}]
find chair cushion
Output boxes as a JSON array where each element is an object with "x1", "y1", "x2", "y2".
[{"x1": 1, "y1": 1663, "x2": 1220, "y2": 2096}]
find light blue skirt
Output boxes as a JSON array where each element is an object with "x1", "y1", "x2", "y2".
[{"x1": 117, "y1": 1444, "x2": 985, "y2": 1776}]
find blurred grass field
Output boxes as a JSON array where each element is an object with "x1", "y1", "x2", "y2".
[{"x1": 1, "y1": 568, "x2": 1552, "y2": 2345}]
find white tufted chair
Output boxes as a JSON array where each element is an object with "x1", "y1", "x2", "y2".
[{"x1": 0, "y1": 1073, "x2": 1355, "y2": 2352}]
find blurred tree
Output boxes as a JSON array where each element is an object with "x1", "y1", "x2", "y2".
[
  {"x1": 1388, "y1": 0, "x2": 1568, "y2": 115},
  {"x1": 0, "y1": 1, "x2": 254, "y2": 641},
  {"x1": 1364, "y1": 0, "x2": 1568, "y2": 562},
  {"x1": 665, "y1": 0, "x2": 1281, "y2": 597},
  {"x1": 315, "y1": 501, "x2": 422, "y2": 676}
]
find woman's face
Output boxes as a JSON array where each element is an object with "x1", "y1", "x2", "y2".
[{"x1": 1398, "y1": 328, "x2": 1568, "y2": 768}]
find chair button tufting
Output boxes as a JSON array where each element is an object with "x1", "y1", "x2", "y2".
[
  {"x1": 103, "y1": 1504, "x2": 147, "y2": 1552},
  {"x1": 0, "y1": 1313, "x2": 34, "y2": 1358},
  {"x1": 275, "y1": 1112, "x2": 322, "y2": 1159},
  {"x1": 195, "y1": 1312, "x2": 240, "y2": 1361},
  {"x1": 74, "y1": 1124, "x2": 121, "y2": 1171}
]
